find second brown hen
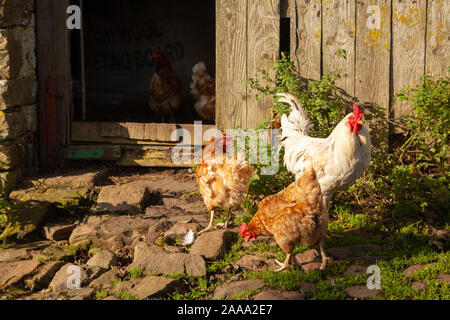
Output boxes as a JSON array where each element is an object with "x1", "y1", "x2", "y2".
[{"x1": 239, "y1": 167, "x2": 328, "y2": 271}]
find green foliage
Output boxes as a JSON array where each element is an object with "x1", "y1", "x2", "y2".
[
  {"x1": 247, "y1": 159, "x2": 294, "y2": 198},
  {"x1": 246, "y1": 52, "x2": 348, "y2": 137},
  {"x1": 395, "y1": 73, "x2": 449, "y2": 169},
  {"x1": 339, "y1": 72, "x2": 450, "y2": 219}
]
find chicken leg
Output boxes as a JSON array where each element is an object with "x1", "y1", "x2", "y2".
[
  {"x1": 216, "y1": 209, "x2": 232, "y2": 229},
  {"x1": 198, "y1": 210, "x2": 215, "y2": 234},
  {"x1": 319, "y1": 239, "x2": 330, "y2": 270},
  {"x1": 274, "y1": 253, "x2": 291, "y2": 272}
]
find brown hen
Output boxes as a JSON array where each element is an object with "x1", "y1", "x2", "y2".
[
  {"x1": 240, "y1": 167, "x2": 328, "y2": 271},
  {"x1": 148, "y1": 49, "x2": 182, "y2": 122},
  {"x1": 196, "y1": 133, "x2": 254, "y2": 233}
]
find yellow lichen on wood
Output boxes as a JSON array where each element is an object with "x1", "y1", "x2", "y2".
[{"x1": 315, "y1": 28, "x2": 321, "y2": 42}]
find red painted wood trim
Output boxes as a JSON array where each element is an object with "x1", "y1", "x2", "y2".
[
  {"x1": 46, "y1": 77, "x2": 58, "y2": 167},
  {"x1": 36, "y1": 0, "x2": 53, "y2": 168}
]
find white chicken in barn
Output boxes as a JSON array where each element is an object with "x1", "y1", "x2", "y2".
[{"x1": 190, "y1": 62, "x2": 215, "y2": 122}]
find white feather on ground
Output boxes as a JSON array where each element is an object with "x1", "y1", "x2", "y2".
[{"x1": 182, "y1": 229, "x2": 196, "y2": 245}]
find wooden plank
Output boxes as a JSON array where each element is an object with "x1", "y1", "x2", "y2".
[
  {"x1": 36, "y1": 0, "x2": 53, "y2": 168},
  {"x1": 116, "y1": 145, "x2": 192, "y2": 167},
  {"x1": 322, "y1": 0, "x2": 356, "y2": 97},
  {"x1": 216, "y1": 0, "x2": 248, "y2": 130},
  {"x1": 65, "y1": 145, "x2": 121, "y2": 160},
  {"x1": 246, "y1": 0, "x2": 281, "y2": 128},
  {"x1": 72, "y1": 122, "x2": 214, "y2": 144},
  {"x1": 291, "y1": 0, "x2": 322, "y2": 81},
  {"x1": 392, "y1": 0, "x2": 427, "y2": 119},
  {"x1": 52, "y1": 0, "x2": 71, "y2": 166},
  {"x1": 36, "y1": 0, "x2": 71, "y2": 168},
  {"x1": 45, "y1": 78, "x2": 58, "y2": 167},
  {"x1": 72, "y1": 122, "x2": 108, "y2": 142},
  {"x1": 123, "y1": 122, "x2": 145, "y2": 140},
  {"x1": 144, "y1": 123, "x2": 158, "y2": 141},
  {"x1": 426, "y1": 0, "x2": 450, "y2": 77},
  {"x1": 156, "y1": 123, "x2": 178, "y2": 142},
  {"x1": 355, "y1": 0, "x2": 391, "y2": 143},
  {"x1": 100, "y1": 122, "x2": 122, "y2": 137}
]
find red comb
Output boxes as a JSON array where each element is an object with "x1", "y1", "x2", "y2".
[
  {"x1": 353, "y1": 104, "x2": 363, "y2": 118},
  {"x1": 239, "y1": 222, "x2": 247, "y2": 236}
]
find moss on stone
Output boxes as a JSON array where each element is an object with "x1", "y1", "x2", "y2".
[
  {"x1": 0, "y1": 200, "x2": 50, "y2": 241},
  {"x1": 9, "y1": 187, "x2": 91, "y2": 207},
  {"x1": 32, "y1": 244, "x2": 79, "y2": 262}
]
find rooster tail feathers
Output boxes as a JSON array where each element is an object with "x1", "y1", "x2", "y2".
[{"x1": 277, "y1": 93, "x2": 313, "y2": 136}]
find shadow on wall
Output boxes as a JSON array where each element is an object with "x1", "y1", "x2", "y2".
[{"x1": 0, "y1": 107, "x2": 26, "y2": 196}]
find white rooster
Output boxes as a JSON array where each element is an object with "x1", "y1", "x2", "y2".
[{"x1": 278, "y1": 93, "x2": 372, "y2": 268}]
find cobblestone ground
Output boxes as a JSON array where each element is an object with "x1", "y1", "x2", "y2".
[{"x1": 0, "y1": 168, "x2": 448, "y2": 300}]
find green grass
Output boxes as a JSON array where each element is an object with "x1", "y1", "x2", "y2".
[
  {"x1": 244, "y1": 250, "x2": 449, "y2": 300},
  {"x1": 207, "y1": 233, "x2": 245, "y2": 273},
  {"x1": 246, "y1": 269, "x2": 322, "y2": 291},
  {"x1": 170, "y1": 277, "x2": 223, "y2": 300},
  {"x1": 231, "y1": 288, "x2": 261, "y2": 300},
  {"x1": 125, "y1": 268, "x2": 143, "y2": 281},
  {"x1": 166, "y1": 273, "x2": 183, "y2": 281},
  {"x1": 378, "y1": 252, "x2": 450, "y2": 300},
  {"x1": 328, "y1": 205, "x2": 379, "y2": 232},
  {"x1": 167, "y1": 199, "x2": 449, "y2": 300},
  {"x1": 234, "y1": 210, "x2": 254, "y2": 226},
  {"x1": 241, "y1": 225, "x2": 450, "y2": 300},
  {"x1": 95, "y1": 289, "x2": 109, "y2": 300},
  {"x1": 115, "y1": 291, "x2": 136, "y2": 300}
]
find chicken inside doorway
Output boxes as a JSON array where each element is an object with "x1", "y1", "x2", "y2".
[{"x1": 71, "y1": 0, "x2": 216, "y2": 124}]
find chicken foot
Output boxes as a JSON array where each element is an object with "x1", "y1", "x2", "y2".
[
  {"x1": 274, "y1": 253, "x2": 291, "y2": 272},
  {"x1": 198, "y1": 210, "x2": 215, "y2": 234}
]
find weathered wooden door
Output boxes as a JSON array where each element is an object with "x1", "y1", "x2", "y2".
[
  {"x1": 36, "y1": 0, "x2": 72, "y2": 168},
  {"x1": 216, "y1": 0, "x2": 281, "y2": 130}
]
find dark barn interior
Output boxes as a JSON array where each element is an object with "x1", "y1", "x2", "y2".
[{"x1": 71, "y1": 0, "x2": 216, "y2": 124}]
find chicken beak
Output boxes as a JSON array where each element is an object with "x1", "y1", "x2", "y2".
[{"x1": 357, "y1": 120, "x2": 363, "y2": 125}]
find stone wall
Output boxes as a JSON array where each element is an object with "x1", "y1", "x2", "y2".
[{"x1": 0, "y1": 0, "x2": 38, "y2": 195}]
